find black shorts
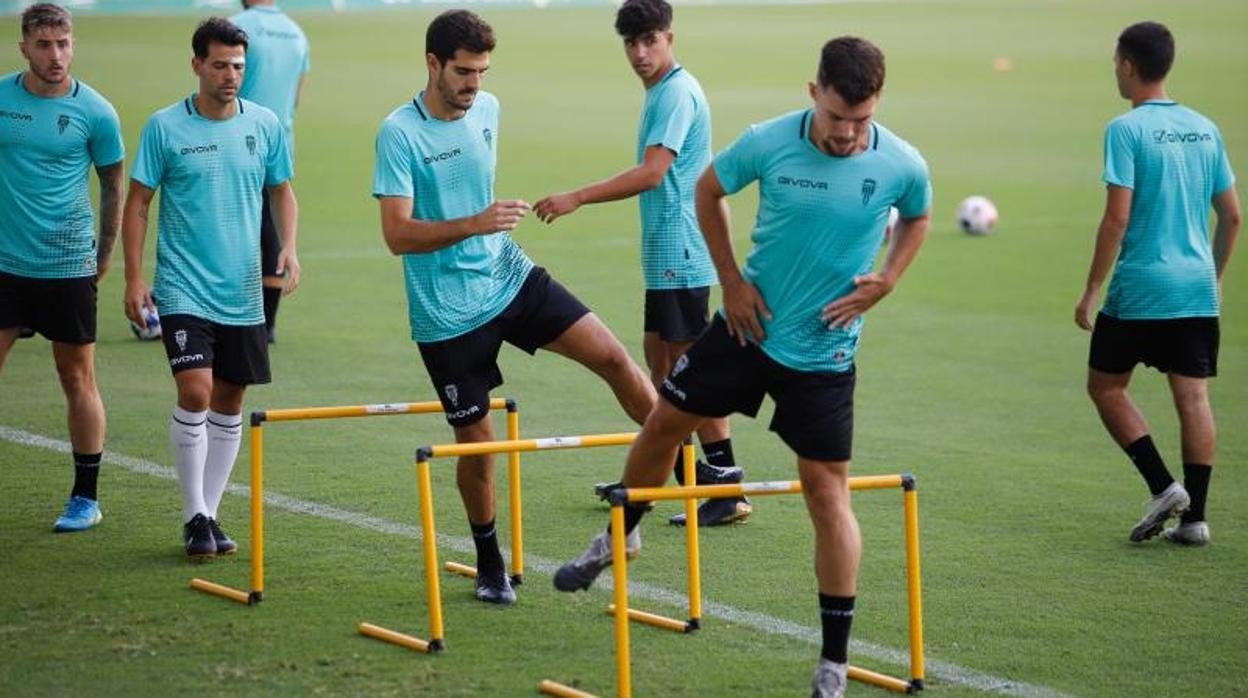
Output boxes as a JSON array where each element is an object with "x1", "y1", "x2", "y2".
[
  {"x1": 417, "y1": 267, "x2": 591, "y2": 426},
  {"x1": 0, "y1": 271, "x2": 96, "y2": 344},
  {"x1": 644, "y1": 287, "x2": 711, "y2": 343},
  {"x1": 660, "y1": 315, "x2": 856, "y2": 461},
  {"x1": 160, "y1": 314, "x2": 272, "y2": 386},
  {"x1": 260, "y1": 188, "x2": 282, "y2": 278},
  {"x1": 1089, "y1": 312, "x2": 1219, "y2": 378}
]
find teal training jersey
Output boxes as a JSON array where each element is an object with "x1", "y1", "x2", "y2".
[
  {"x1": 713, "y1": 111, "x2": 932, "y2": 373},
  {"x1": 637, "y1": 65, "x2": 716, "y2": 290},
  {"x1": 1101, "y1": 100, "x2": 1235, "y2": 320},
  {"x1": 132, "y1": 96, "x2": 292, "y2": 325},
  {"x1": 373, "y1": 91, "x2": 534, "y2": 343},
  {"x1": 230, "y1": 4, "x2": 309, "y2": 153},
  {"x1": 0, "y1": 72, "x2": 123, "y2": 279}
]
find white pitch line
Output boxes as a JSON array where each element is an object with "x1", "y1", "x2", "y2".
[{"x1": 2, "y1": 426, "x2": 1069, "y2": 698}]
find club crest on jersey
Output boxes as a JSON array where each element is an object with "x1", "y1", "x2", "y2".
[
  {"x1": 483, "y1": 127, "x2": 492, "y2": 147},
  {"x1": 861, "y1": 178, "x2": 877, "y2": 206},
  {"x1": 671, "y1": 354, "x2": 689, "y2": 377},
  {"x1": 246, "y1": 135, "x2": 256, "y2": 156},
  {"x1": 174, "y1": 329, "x2": 189, "y2": 352},
  {"x1": 57, "y1": 114, "x2": 70, "y2": 134},
  {"x1": 445, "y1": 384, "x2": 459, "y2": 407}
]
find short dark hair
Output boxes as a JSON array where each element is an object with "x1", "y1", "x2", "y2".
[
  {"x1": 192, "y1": 17, "x2": 248, "y2": 60},
  {"x1": 1117, "y1": 21, "x2": 1174, "y2": 83},
  {"x1": 817, "y1": 36, "x2": 886, "y2": 105},
  {"x1": 426, "y1": 10, "x2": 495, "y2": 63},
  {"x1": 21, "y1": 3, "x2": 72, "y2": 38},
  {"x1": 615, "y1": 0, "x2": 672, "y2": 39}
]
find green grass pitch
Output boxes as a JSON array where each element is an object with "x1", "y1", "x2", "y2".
[{"x1": 1, "y1": 1, "x2": 1246, "y2": 696}]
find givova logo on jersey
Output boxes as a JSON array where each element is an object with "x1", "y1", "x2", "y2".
[{"x1": 1153, "y1": 129, "x2": 1212, "y2": 144}]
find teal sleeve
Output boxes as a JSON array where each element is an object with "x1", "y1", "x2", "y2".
[
  {"x1": 642, "y1": 85, "x2": 694, "y2": 155},
  {"x1": 130, "y1": 117, "x2": 164, "y2": 190},
  {"x1": 89, "y1": 101, "x2": 124, "y2": 168},
  {"x1": 372, "y1": 120, "x2": 412, "y2": 199},
  {"x1": 265, "y1": 119, "x2": 293, "y2": 187},
  {"x1": 897, "y1": 155, "x2": 933, "y2": 219},
  {"x1": 712, "y1": 126, "x2": 761, "y2": 195},
  {"x1": 1102, "y1": 120, "x2": 1136, "y2": 189}
]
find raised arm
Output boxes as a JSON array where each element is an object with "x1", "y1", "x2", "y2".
[
  {"x1": 378, "y1": 196, "x2": 529, "y2": 255},
  {"x1": 533, "y1": 145, "x2": 676, "y2": 224}
]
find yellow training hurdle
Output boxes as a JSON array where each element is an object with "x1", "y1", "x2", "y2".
[
  {"x1": 357, "y1": 437, "x2": 703, "y2": 653},
  {"x1": 190, "y1": 398, "x2": 517, "y2": 606},
  {"x1": 541, "y1": 474, "x2": 926, "y2": 697}
]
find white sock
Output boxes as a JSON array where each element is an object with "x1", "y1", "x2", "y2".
[
  {"x1": 203, "y1": 410, "x2": 243, "y2": 520},
  {"x1": 170, "y1": 406, "x2": 208, "y2": 524}
]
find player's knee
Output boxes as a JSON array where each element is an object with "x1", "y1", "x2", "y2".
[{"x1": 55, "y1": 362, "x2": 96, "y2": 398}]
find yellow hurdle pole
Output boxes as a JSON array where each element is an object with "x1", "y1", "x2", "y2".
[
  {"x1": 357, "y1": 622, "x2": 433, "y2": 653},
  {"x1": 189, "y1": 578, "x2": 252, "y2": 604},
  {"x1": 605, "y1": 605, "x2": 691, "y2": 633},
  {"x1": 681, "y1": 440, "x2": 701, "y2": 628},
  {"x1": 506, "y1": 400, "x2": 523, "y2": 585},
  {"x1": 624, "y1": 474, "x2": 906, "y2": 505},
  {"x1": 416, "y1": 457, "x2": 445, "y2": 651},
  {"x1": 426, "y1": 432, "x2": 637, "y2": 458},
  {"x1": 903, "y1": 476, "x2": 926, "y2": 690},
  {"x1": 537, "y1": 679, "x2": 599, "y2": 698},
  {"x1": 258, "y1": 398, "x2": 508, "y2": 423},
  {"x1": 249, "y1": 420, "x2": 264, "y2": 603},
  {"x1": 610, "y1": 504, "x2": 631, "y2": 698},
  {"x1": 846, "y1": 665, "x2": 914, "y2": 693}
]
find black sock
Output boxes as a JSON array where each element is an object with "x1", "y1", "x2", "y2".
[
  {"x1": 1180, "y1": 463, "x2": 1212, "y2": 524},
  {"x1": 263, "y1": 286, "x2": 281, "y2": 332},
  {"x1": 819, "y1": 594, "x2": 855, "y2": 663},
  {"x1": 701, "y1": 438, "x2": 736, "y2": 470},
  {"x1": 1124, "y1": 435, "x2": 1173, "y2": 496},
  {"x1": 672, "y1": 450, "x2": 691, "y2": 485},
  {"x1": 607, "y1": 503, "x2": 650, "y2": 537},
  {"x1": 71, "y1": 452, "x2": 101, "y2": 500},
  {"x1": 470, "y1": 519, "x2": 505, "y2": 576}
]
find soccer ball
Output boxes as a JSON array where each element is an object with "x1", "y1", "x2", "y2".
[
  {"x1": 129, "y1": 306, "x2": 162, "y2": 341},
  {"x1": 956, "y1": 195, "x2": 998, "y2": 235}
]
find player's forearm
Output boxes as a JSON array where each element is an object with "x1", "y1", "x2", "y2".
[
  {"x1": 121, "y1": 206, "x2": 148, "y2": 282},
  {"x1": 1211, "y1": 191, "x2": 1241, "y2": 279},
  {"x1": 270, "y1": 184, "x2": 299, "y2": 254},
  {"x1": 383, "y1": 215, "x2": 481, "y2": 255},
  {"x1": 878, "y1": 214, "x2": 930, "y2": 288},
  {"x1": 95, "y1": 163, "x2": 125, "y2": 267},
  {"x1": 1083, "y1": 216, "x2": 1127, "y2": 290},
  {"x1": 696, "y1": 189, "x2": 742, "y2": 287},
  {"x1": 574, "y1": 165, "x2": 663, "y2": 206}
]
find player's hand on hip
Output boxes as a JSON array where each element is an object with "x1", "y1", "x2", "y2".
[
  {"x1": 822, "y1": 273, "x2": 891, "y2": 329},
  {"x1": 123, "y1": 280, "x2": 154, "y2": 326},
  {"x1": 722, "y1": 276, "x2": 771, "y2": 346},
  {"x1": 276, "y1": 249, "x2": 301, "y2": 296},
  {"x1": 477, "y1": 199, "x2": 530, "y2": 233},
  {"x1": 533, "y1": 193, "x2": 579, "y2": 224},
  {"x1": 1074, "y1": 291, "x2": 1096, "y2": 331}
]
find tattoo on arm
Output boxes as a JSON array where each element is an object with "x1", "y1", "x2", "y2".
[{"x1": 96, "y1": 163, "x2": 125, "y2": 264}]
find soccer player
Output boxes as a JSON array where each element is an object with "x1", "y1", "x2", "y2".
[
  {"x1": 373, "y1": 10, "x2": 656, "y2": 605},
  {"x1": 554, "y1": 37, "x2": 932, "y2": 698},
  {"x1": 0, "y1": 3, "x2": 124, "y2": 532},
  {"x1": 231, "y1": 0, "x2": 309, "y2": 343},
  {"x1": 533, "y1": 0, "x2": 749, "y2": 527},
  {"x1": 122, "y1": 18, "x2": 300, "y2": 559},
  {"x1": 1075, "y1": 21, "x2": 1239, "y2": 547}
]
